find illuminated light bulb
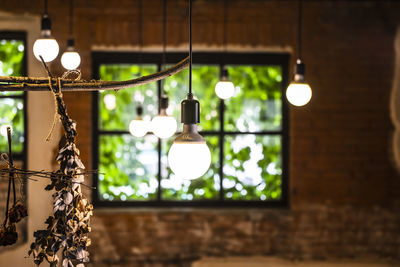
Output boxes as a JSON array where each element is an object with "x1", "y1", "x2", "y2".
[
  {"x1": 103, "y1": 94, "x2": 116, "y2": 110},
  {"x1": 286, "y1": 59, "x2": 312, "y2": 107},
  {"x1": 129, "y1": 106, "x2": 149, "y2": 137},
  {"x1": 286, "y1": 82, "x2": 312, "y2": 106},
  {"x1": 33, "y1": 38, "x2": 59, "y2": 63},
  {"x1": 215, "y1": 69, "x2": 235, "y2": 100},
  {"x1": 0, "y1": 125, "x2": 12, "y2": 137},
  {"x1": 33, "y1": 15, "x2": 59, "y2": 62},
  {"x1": 151, "y1": 115, "x2": 177, "y2": 139},
  {"x1": 151, "y1": 95, "x2": 177, "y2": 139},
  {"x1": 168, "y1": 94, "x2": 211, "y2": 180},
  {"x1": 61, "y1": 39, "x2": 81, "y2": 70}
]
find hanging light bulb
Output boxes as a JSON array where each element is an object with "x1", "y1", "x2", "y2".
[
  {"x1": 33, "y1": 15, "x2": 59, "y2": 62},
  {"x1": 61, "y1": 0, "x2": 81, "y2": 70},
  {"x1": 168, "y1": 0, "x2": 211, "y2": 180},
  {"x1": 33, "y1": 0, "x2": 59, "y2": 63},
  {"x1": 286, "y1": 59, "x2": 312, "y2": 106},
  {"x1": 168, "y1": 94, "x2": 211, "y2": 180},
  {"x1": 103, "y1": 93, "x2": 116, "y2": 110},
  {"x1": 129, "y1": 105, "x2": 149, "y2": 138},
  {"x1": 215, "y1": 68, "x2": 235, "y2": 100},
  {"x1": 151, "y1": 95, "x2": 177, "y2": 139},
  {"x1": 286, "y1": 0, "x2": 312, "y2": 107},
  {"x1": 215, "y1": 0, "x2": 234, "y2": 100},
  {"x1": 61, "y1": 38, "x2": 81, "y2": 70}
]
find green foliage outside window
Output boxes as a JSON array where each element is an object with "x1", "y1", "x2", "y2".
[
  {"x1": 97, "y1": 59, "x2": 284, "y2": 203},
  {"x1": 0, "y1": 39, "x2": 25, "y2": 153}
]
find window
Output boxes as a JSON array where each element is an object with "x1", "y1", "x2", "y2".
[
  {"x1": 0, "y1": 32, "x2": 27, "y2": 170},
  {"x1": 92, "y1": 52, "x2": 289, "y2": 207},
  {"x1": 0, "y1": 31, "x2": 27, "y2": 244}
]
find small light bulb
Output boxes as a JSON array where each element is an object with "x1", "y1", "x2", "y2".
[
  {"x1": 0, "y1": 125, "x2": 12, "y2": 137},
  {"x1": 129, "y1": 119, "x2": 149, "y2": 137},
  {"x1": 168, "y1": 141, "x2": 211, "y2": 180},
  {"x1": 151, "y1": 115, "x2": 177, "y2": 139},
  {"x1": 33, "y1": 38, "x2": 59, "y2": 62},
  {"x1": 286, "y1": 59, "x2": 312, "y2": 106},
  {"x1": 286, "y1": 82, "x2": 312, "y2": 106},
  {"x1": 103, "y1": 94, "x2": 116, "y2": 110},
  {"x1": 61, "y1": 51, "x2": 81, "y2": 70},
  {"x1": 215, "y1": 80, "x2": 235, "y2": 99}
]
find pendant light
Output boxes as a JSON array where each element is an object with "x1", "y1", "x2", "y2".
[
  {"x1": 214, "y1": 0, "x2": 235, "y2": 100},
  {"x1": 33, "y1": 0, "x2": 59, "y2": 62},
  {"x1": 286, "y1": 0, "x2": 312, "y2": 107},
  {"x1": 151, "y1": 0, "x2": 177, "y2": 139},
  {"x1": 128, "y1": 0, "x2": 149, "y2": 138},
  {"x1": 168, "y1": 0, "x2": 211, "y2": 180},
  {"x1": 61, "y1": 0, "x2": 81, "y2": 70},
  {"x1": 129, "y1": 105, "x2": 149, "y2": 137}
]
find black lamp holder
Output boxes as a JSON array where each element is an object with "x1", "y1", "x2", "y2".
[{"x1": 136, "y1": 105, "x2": 143, "y2": 117}]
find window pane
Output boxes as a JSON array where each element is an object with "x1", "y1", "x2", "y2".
[
  {"x1": 0, "y1": 98, "x2": 24, "y2": 153},
  {"x1": 224, "y1": 66, "x2": 282, "y2": 132},
  {"x1": 99, "y1": 64, "x2": 158, "y2": 130},
  {"x1": 98, "y1": 134, "x2": 158, "y2": 201},
  {"x1": 0, "y1": 39, "x2": 24, "y2": 96},
  {"x1": 161, "y1": 135, "x2": 220, "y2": 200},
  {"x1": 223, "y1": 134, "x2": 282, "y2": 201},
  {"x1": 163, "y1": 65, "x2": 220, "y2": 131}
]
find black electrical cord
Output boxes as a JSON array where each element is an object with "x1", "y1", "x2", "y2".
[
  {"x1": 298, "y1": 0, "x2": 302, "y2": 60},
  {"x1": 162, "y1": 0, "x2": 167, "y2": 67},
  {"x1": 44, "y1": 0, "x2": 48, "y2": 15},
  {"x1": 161, "y1": 0, "x2": 167, "y2": 95},
  {"x1": 188, "y1": 0, "x2": 193, "y2": 96},
  {"x1": 223, "y1": 0, "x2": 228, "y2": 54},
  {"x1": 69, "y1": 0, "x2": 74, "y2": 38},
  {"x1": 138, "y1": 0, "x2": 143, "y2": 65}
]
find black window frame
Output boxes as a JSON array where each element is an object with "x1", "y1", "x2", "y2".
[
  {"x1": 0, "y1": 31, "x2": 28, "y2": 169},
  {"x1": 92, "y1": 52, "x2": 290, "y2": 208}
]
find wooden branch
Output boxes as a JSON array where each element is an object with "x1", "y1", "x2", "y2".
[{"x1": 0, "y1": 56, "x2": 189, "y2": 92}]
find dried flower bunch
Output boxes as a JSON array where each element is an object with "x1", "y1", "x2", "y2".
[
  {"x1": 28, "y1": 79, "x2": 93, "y2": 267},
  {"x1": 0, "y1": 128, "x2": 28, "y2": 247},
  {"x1": 0, "y1": 127, "x2": 28, "y2": 246}
]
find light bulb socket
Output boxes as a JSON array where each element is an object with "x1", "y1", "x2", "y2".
[
  {"x1": 41, "y1": 15, "x2": 51, "y2": 32},
  {"x1": 66, "y1": 38, "x2": 75, "y2": 49},
  {"x1": 221, "y1": 68, "x2": 229, "y2": 80},
  {"x1": 295, "y1": 59, "x2": 305, "y2": 76},
  {"x1": 294, "y1": 59, "x2": 305, "y2": 82},
  {"x1": 181, "y1": 94, "x2": 200, "y2": 124},
  {"x1": 136, "y1": 105, "x2": 143, "y2": 116},
  {"x1": 160, "y1": 95, "x2": 169, "y2": 110},
  {"x1": 173, "y1": 124, "x2": 205, "y2": 144}
]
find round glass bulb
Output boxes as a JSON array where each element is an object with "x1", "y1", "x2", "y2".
[
  {"x1": 286, "y1": 82, "x2": 312, "y2": 106},
  {"x1": 103, "y1": 94, "x2": 116, "y2": 110},
  {"x1": 151, "y1": 115, "x2": 177, "y2": 139},
  {"x1": 168, "y1": 142, "x2": 211, "y2": 180},
  {"x1": 61, "y1": 51, "x2": 81, "y2": 70},
  {"x1": 129, "y1": 119, "x2": 149, "y2": 137},
  {"x1": 33, "y1": 38, "x2": 59, "y2": 62},
  {"x1": 0, "y1": 125, "x2": 12, "y2": 137},
  {"x1": 215, "y1": 80, "x2": 235, "y2": 100}
]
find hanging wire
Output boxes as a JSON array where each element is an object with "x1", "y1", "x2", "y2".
[
  {"x1": 162, "y1": 0, "x2": 167, "y2": 67},
  {"x1": 223, "y1": 0, "x2": 228, "y2": 54},
  {"x1": 188, "y1": 0, "x2": 193, "y2": 96},
  {"x1": 44, "y1": 0, "x2": 48, "y2": 15},
  {"x1": 69, "y1": 0, "x2": 74, "y2": 38},
  {"x1": 137, "y1": 0, "x2": 144, "y2": 103},
  {"x1": 298, "y1": 0, "x2": 302, "y2": 60},
  {"x1": 138, "y1": 0, "x2": 143, "y2": 64},
  {"x1": 161, "y1": 0, "x2": 167, "y2": 95}
]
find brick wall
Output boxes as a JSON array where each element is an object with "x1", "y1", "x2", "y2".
[{"x1": 1, "y1": 0, "x2": 400, "y2": 266}]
